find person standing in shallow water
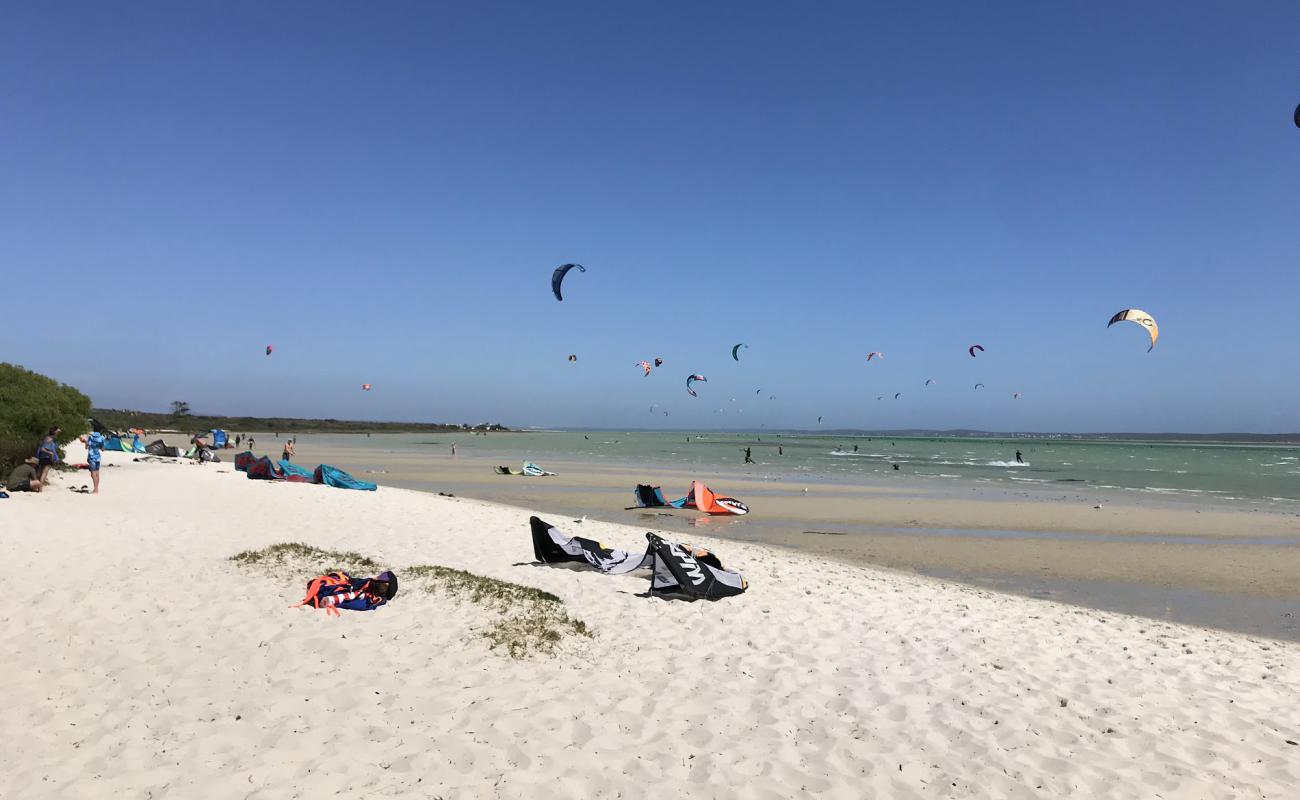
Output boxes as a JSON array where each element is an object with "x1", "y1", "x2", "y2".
[
  {"x1": 743, "y1": 447, "x2": 754, "y2": 464},
  {"x1": 451, "y1": 442, "x2": 457, "y2": 456}
]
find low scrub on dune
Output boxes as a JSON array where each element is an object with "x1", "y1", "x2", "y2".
[
  {"x1": 231, "y1": 544, "x2": 591, "y2": 658},
  {"x1": 0, "y1": 363, "x2": 91, "y2": 476}
]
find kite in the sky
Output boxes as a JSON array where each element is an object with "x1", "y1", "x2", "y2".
[
  {"x1": 568, "y1": 354, "x2": 577, "y2": 362},
  {"x1": 551, "y1": 263, "x2": 585, "y2": 301},
  {"x1": 817, "y1": 416, "x2": 823, "y2": 424},
  {"x1": 265, "y1": 345, "x2": 273, "y2": 356},
  {"x1": 649, "y1": 404, "x2": 657, "y2": 413},
  {"x1": 1295, "y1": 102, "x2": 1300, "y2": 128},
  {"x1": 361, "y1": 384, "x2": 372, "y2": 391},
  {"x1": 894, "y1": 392, "x2": 902, "y2": 400},
  {"x1": 969, "y1": 344, "x2": 984, "y2": 358},
  {"x1": 732, "y1": 343, "x2": 748, "y2": 361},
  {"x1": 865, "y1": 352, "x2": 883, "y2": 361},
  {"x1": 1107, "y1": 308, "x2": 1159, "y2": 351},
  {"x1": 654, "y1": 357, "x2": 663, "y2": 367},
  {"x1": 877, "y1": 395, "x2": 884, "y2": 401},
  {"x1": 974, "y1": 383, "x2": 985, "y2": 390},
  {"x1": 925, "y1": 379, "x2": 936, "y2": 386},
  {"x1": 686, "y1": 374, "x2": 707, "y2": 397},
  {"x1": 1012, "y1": 392, "x2": 1022, "y2": 399},
  {"x1": 637, "y1": 360, "x2": 652, "y2": 376}
]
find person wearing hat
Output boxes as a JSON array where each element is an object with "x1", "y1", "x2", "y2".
[
  {"x1": 36, "y1": 426, "x2": 61, "y2": 484},
  {"x1": 5, "y1": 457, "x2": 43, "y2": 493}
]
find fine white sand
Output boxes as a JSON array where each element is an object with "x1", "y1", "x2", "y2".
[{"x1": 2, "y1": 446, "x2": 1298, "y2": 798}]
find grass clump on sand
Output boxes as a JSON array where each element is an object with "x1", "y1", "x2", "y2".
[
  {"x1": 231, "y1": 545, "x2": 591, "y2": 659},
  {"x1": 230, "y1": 542, "x2": 383, "y2": 576},
  {"x1": 404, "y1": 564, "x2": 591, "y2": 658}
]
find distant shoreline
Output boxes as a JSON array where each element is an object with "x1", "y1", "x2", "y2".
[{"x1": 90, "y1": 408, "x2": 512, "y2": 435}]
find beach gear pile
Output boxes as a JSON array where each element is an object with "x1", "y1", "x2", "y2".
[
  {"x1": 234, "y1": 451, "x2": 377, "y2": 490},
  {"x1": 293, "y1": 570, "x2": 398, "y2": 616},
  {"x1": 493, "y1": 461, "x2": 556, "y2": 476},
  {"x1": 629, "y1": 480, "x2": 749, "y2": 515},
  {"x1": 530, "y1": 516, "x2": 748, "y2": 600}
]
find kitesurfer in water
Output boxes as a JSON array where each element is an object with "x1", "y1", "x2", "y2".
[
  {"x1": 853, "y1": 444, "x2": 858, "y2": 452},
  {"x1": 1015, "y1": 450, "x2": 1023, "y2": 464},
  {"x1": 744, "y1": 447, "x2": 754, "y2": 464},
  {"x1": 778, "y1": 446, "x2": 783, "y2": 456}
]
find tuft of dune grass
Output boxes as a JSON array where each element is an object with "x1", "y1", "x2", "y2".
[{"x1": 231, "y1": 544, "x2": 591, "y2": 658}]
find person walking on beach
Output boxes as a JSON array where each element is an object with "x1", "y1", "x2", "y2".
[
  {"x1": 6, "y1": 457, "x2": 43, "y2": 493},
  {"x1": 235, "y1": 434, "x2": 242, "y2": 447},
  {"x1": 36, "y1": 426, "x2": 61, "y2": 484},
  {"x1": 281, "y1": 439, "x2": 295, "y2": 462},
  {"x1": 744, "y1": 447, "x2": 754, "y2": 464},
  {"x1": 247, "y1": 436, "x2": 255, "y2": 452},
  {"x1": 80, "y1": 431, "x2": 106, "y2": 494},
  {"x1": 451, "y1": 442, "x2": 457, "y2": 456},
  {"x1": 1015, "y1": 450, "x2": 1024, "y2": 464}
]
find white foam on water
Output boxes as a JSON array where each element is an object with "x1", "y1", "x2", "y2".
[{"x1": 986, "y1": 460, "x2": 1029, "y2": 467}]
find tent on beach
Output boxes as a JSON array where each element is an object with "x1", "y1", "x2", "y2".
[{"x1": 529, "y1": 516, "x2": 748, "y2": 600}]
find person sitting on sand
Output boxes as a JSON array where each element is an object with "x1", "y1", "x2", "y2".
[
  {"x1": 6, "y1": 457, "x2": 43, "y2": 493},
  {"x1": 36, "y1": 426, "x2": 61, "y2": 483}
]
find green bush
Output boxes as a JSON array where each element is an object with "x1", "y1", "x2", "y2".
[{"x1": 0, "y1": 363, "x2": 92, "y2": 476}]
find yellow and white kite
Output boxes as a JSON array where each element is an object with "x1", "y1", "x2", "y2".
[{"x1": 1107, "y1": 308, "x2": 1158, "y2": 351}]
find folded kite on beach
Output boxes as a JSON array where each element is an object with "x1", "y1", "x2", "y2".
[
  {"x1": 529, "y1": 516, "x2": 748, "y2": 599},
  {"x1": 494, "y1": 461, "x2": 556, "y2": 477},
  {"x1": 240, "y1": 457, "x2": 376, "y2": 490},
  {"x1": 293, "y1": 570, "x2": 398, "y2": 616}
]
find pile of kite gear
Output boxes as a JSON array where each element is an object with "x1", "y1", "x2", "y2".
[
  {"x1": 493, "y1": 461, "x2": 556, "y2": 477},
  {"x1": 234, "y1": 452, "x2": 377, "y2": 490},
  {"x1": 629, "y1": 480, "x2": 749, "y2": 515},
  {"x1": 293, "y1": 570, "x2": 398, "y2": 616},
  {"x1": 530, "y1": 516, "x2": 747, "y2": 600}
]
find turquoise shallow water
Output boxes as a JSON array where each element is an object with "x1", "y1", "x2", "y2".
[{"x1": 271, "y1": 430, "x2": 1300, "y2": 508}]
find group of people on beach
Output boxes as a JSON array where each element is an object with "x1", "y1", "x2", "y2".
[{"x1": 4, "y1": 425, "x2": 107, "y2": 496}]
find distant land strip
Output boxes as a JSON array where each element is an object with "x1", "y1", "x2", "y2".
[{"x1": 91, "y1": 408, "x2": 511, "y2": 434}]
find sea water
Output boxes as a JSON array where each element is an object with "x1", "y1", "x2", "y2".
[{"x1": 270, "y1": 430, "x2": 1300, "y2": 509}]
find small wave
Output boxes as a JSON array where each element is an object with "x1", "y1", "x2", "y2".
[
  {"x1": 828, "y1": 451, "x2": 886, "y2": 458},
  {"x1": 986, "y1": 460, "x2": 1029, "y2": 467}
]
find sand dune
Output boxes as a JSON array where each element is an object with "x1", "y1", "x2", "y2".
[{"x1": 2, "y1": 447, "x2": 1297, "y2": 798}]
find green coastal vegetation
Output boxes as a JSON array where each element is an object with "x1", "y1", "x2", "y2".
[{"x1": 0, "y1": 363, "x2": 92, "y2": 477}]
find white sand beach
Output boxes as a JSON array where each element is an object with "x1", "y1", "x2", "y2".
[{"x1": 3, "y1": 446, "x2": 1298, "y2": 799}]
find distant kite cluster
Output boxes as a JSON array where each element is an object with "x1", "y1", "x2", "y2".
[{"x1": 550, "y1": 262, "x2": 1161, "y2": 423}]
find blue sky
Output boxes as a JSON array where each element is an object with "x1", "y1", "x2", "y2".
[{"x1": 4, "y1": 2, "x2": 1299, "y2": 432}]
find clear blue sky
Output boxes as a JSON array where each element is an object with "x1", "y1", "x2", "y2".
[{"x1": 4, "y1": 2, "x2": 1299, "y2": 432}]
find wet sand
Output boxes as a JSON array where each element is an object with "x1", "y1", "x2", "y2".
[{"x1": 239, "y1": 438, "x2": 1300, "y2": 639}]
